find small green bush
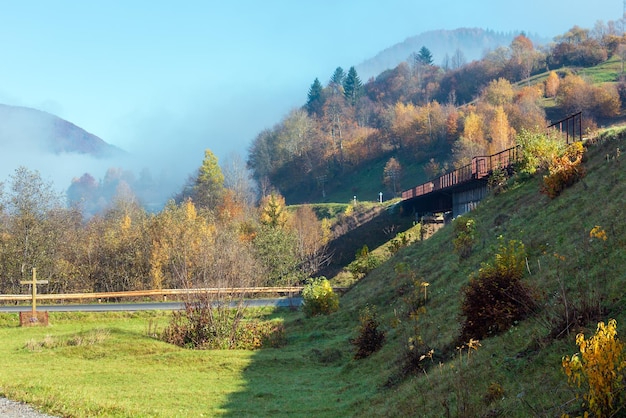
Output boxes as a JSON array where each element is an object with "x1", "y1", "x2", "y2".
[
  {"x1": 488, "y1": 166, "x2": 509, "y2": 195},
  {"x1": 460, "y1": 239, "x2": 537, "y2": 341},
  {"x1": 347, "y1": 245, "x2": 382, "y2": 280},
  {"x1": 517, "y1": 129, "x2": 566, "y2": 174},
  {"x1": 452, "y1": 217, "x2": 476, "y2": 260},
  {"x1": 302, "y1": 277, "x2": 339, "y2": 317},
  {"x1": 388, "y1": 232, "x2": 412, "y2": 255},
  {"x1": 351, "y1": 305, "x2": 386, "y2": 359}
]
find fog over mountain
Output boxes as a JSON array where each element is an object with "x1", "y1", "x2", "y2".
[
  {"x1": 0, "y1": 103, "x2": 212, "y2": 215},
  {"x1": 0, "y1": 104, "x2": 130, "y2": 198},
  {"x1": 0, "y1": 104, "x2": 124, "y2": 157}
]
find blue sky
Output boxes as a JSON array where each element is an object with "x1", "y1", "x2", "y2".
[{"x1": 0, "y1": 0, "x2": 622, "y2": 181}]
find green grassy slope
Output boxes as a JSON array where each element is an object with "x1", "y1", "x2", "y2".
[
  {"x1": 224, "y1": 127, "x2": 626, "y2": 417},
  {"x1": 228, "y1": 58, "x2": 626, "y2": 415},
  {"x1": 284, "y1": 151, "x2": 440, "y2": 205},
  {"x1": 341, "y1": 127, "x2": 626, "y2": 416}
]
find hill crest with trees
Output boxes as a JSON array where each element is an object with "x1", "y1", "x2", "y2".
[
  {"x1": 356, "y1": 27, "x2": 549, "y2": 80},
  {"x1": 246, "y1": 22, "x2": 626, "y2": 205}
]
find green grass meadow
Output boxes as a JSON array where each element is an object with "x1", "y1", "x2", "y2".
[
  {"x1": 0, "y1": 309, "x2": 376, "y2": 417},
  {"x1": 0, "y1": 311, "x2": 252, "y2": 416}
]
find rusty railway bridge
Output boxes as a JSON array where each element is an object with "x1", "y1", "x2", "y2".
[{"x1": 401, "y1": 112, "x2": 582, "y2": 217}]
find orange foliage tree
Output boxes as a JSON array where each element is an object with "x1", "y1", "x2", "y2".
[
  {"x1": 390, "y1": 102, "x2": 419, "y2": 150},
  {"x1": 149, "y1": 199, "x2": 216, "y2": 289},
  {"x1": 452, "y1": 111, "x2": 488, "y2": 167},
  {"x1": 557, "y1": 73, "x2": 621, "y2": 119},
  {"x1": 545, "y1": 71, "x2": 560, "y2": 98},
  {"x1": 507, "y1": 85, "x2": 547, "y2": 133},
  {"x1": 462, "y1": 111, "x2": 486, "y2": 146}
]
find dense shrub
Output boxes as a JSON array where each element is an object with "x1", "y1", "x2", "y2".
[
  {"x1": 160, "y1": 292, "x2": 284, "y2": 350},
  {"x1": 388, "y1": 231, "x2": 413, "y2": 255},
  {"x1": 562, "y1": 319, "x2": 626, "y2": 417},
  {"x1": 161, "y1": 299, "x2": 243, "y2": 349},
  {"x1": 302, "y1": 277, "x2": 339, "y2": 317},
  {"x1": 541, "y1": 142, "x2": 586, "y2": 199},
  {"x1": 460, "y1": 239, "x2": 537, "y2": 341},
  {"x1": 162, "y1": 303, "x2": 285, "y2": 350},
  {"x1": 351, "y1": 305, "x2": 386, "y2": 359},
  {"x1": 235, "y1": 320, "x2": 286, "y2": 349},
  {"x1": 347, "y1": 245, "x2": 382, "y2": 280},
  {"x1": 452, "y1": 217, "x2": 476, "y2": 260},
  {"x1": 517, "y1": 129, "x2": 566, "y2": 174}
]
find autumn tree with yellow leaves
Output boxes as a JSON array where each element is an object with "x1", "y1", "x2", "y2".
[{"x1": 563, "y1": 319, "x2": 626, "y2": 417}]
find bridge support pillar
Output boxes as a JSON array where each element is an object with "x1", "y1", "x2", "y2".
[{"x1": 452, "y1": 184, "x2": 488, "y2": 217}]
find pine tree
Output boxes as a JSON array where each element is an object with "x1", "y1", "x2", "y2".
[
  {"x1": 343, "y1": 66, "x2": 363, "y2": 107},
  {"x1": 417, "y1": 46, "x2": 434, "y2": 65},
  {"x1": 306, "y1": 78, "x2": 325, "y2": 116},
  {"x1": 329, "y1": 67, "x2": 346, "y2": 95},
  {"x1": 259, "y1": 193, "x2": 288, "y2": 228},
  {"x1": 193, "y1": 149, "x2": 225, "y2": 209}
]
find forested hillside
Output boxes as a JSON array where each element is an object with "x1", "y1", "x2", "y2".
[{"x1": 247, "y1": 23, "x2": 625, "y2": 204}]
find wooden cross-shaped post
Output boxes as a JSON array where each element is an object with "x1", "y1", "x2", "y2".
[{"x1": 20, "y1": 268, "x2": 48, "y2": 315}]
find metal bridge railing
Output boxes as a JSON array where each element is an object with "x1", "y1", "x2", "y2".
[
  {"x1": 401, "y1": 146, "x2": 520, "y2": 200},
  {"x1": 402, "y1": 112, "x2": 582, "y2": 201}
]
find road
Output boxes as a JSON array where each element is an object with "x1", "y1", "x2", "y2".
[{"x1": 0, "y1": 297, "x2": 303, "y2": 313}]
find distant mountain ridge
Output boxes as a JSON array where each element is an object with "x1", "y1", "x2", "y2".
[
  {"x1": 0, "y1": 104, "x2": 125, "y2": 158},
  {"x1": 356, "y1": 27, "x2": 550, "y2": 79}
]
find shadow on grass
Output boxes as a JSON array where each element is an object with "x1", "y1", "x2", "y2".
[
  {"x1": 319, "y1": 206, "x2": 414, "y2": 279},
  {"x1": 219, "y1": 307, "x2": 371, "y2": 417}
]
